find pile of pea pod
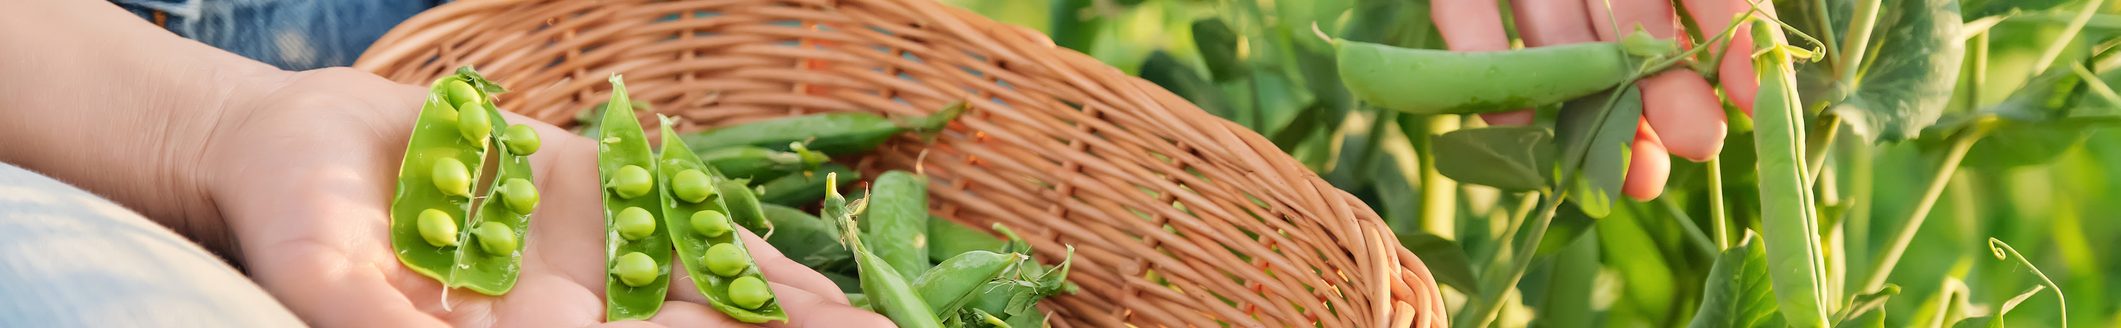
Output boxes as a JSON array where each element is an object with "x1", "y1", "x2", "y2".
[
  {"x1": 391, "y1": 71, "x2": 1068, "y2": 324},
  {"x1": 572, "y1": 77, "x2": 1074, "y2": 326}
]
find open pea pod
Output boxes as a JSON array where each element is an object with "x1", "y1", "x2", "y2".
[
  {"x1": 449, "y1": 108, "x2": 541, "y2": 295},
  {"x1": 389, "y1": 69, "x2": 499, "y2": 281},
  {"x1": 655, "y1": 117, "x2": 789, "y2": 323},
  {"x1": 597, "y1": 76, "x2": 672, "y2": 321}
]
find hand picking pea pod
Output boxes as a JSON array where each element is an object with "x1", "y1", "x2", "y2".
[
  {"x1": 389, "y1": 67, "x2": 504, "y2": 283},
  {"x1": 679, "y1": 101, "x2": 967, "y2": 155},
  {"x1": 862, "y1": 170, "x2": 932, "y2": 277},
  {"x1": 450, "y1": 111, "x2": 542, "y2": 295},
  {"x1": 655, "y1": 116, "x2": 789, "y2": 323},
  {"x1": 1334, "y1": 31, "x2": 1675, "y2": 114},
  {"x1": 597, "y1": 76, "x2": 673, "y2": 321}
]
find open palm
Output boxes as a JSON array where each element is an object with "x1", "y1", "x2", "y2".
[{"x1": 199, "y1": 68, "x2": 887, "y2": 327}]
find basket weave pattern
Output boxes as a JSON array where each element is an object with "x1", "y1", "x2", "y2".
[{"x1": 355, "y1": 0, "x2": 1445, "y2": 326}]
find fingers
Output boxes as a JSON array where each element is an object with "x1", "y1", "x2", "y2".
[
  {"x1": 735, "y1": 226, "x2": 849, "y2": 303},
  {"x1": 1685, "y1": 0, "x2": 1761, "y2": 115},
  {"x1": 763, "y1": 282, "x2": 893, "y2": 328},
  {"x1": 1587, "y1": 0, "x2": 1681, "y2": 41},
  {"x1": 1433, "y1": 0, "x2": 1537, "y2": 125},
  {"x1": 1624, "y1": 121, "x2": 1671, "y2": 200},
  {"x1": 1431, "y1": 1, "x2": 1510, "y2": 51},
  {"x1": 521, "y1": 130, "x2": 620, "y2": 289},
  {"x1": 1640, "y1": 71, "x2": 1728, "y2": 161},
  {"x1": 1509, "y1": 0, "x2": 1599, "y2": 46}
]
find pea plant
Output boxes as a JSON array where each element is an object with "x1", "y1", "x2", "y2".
[{"x1": 937, "y1": 0, "x2": 2121, "y2": 326}]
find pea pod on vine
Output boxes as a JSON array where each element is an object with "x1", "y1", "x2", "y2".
[
  {"x1": 1334, "y1": 31, "x2": 1675, "y2": 114},
  {"x1": 654, "y1": 116, "x2": 789, "y2": 323},
  {"x1": 596, "y1": 76, "x2": 672, "y2": 321}
]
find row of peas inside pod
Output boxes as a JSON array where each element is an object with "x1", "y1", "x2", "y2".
[{"x1": 389, "y1": 67, "x2": 543, "y2": 295}]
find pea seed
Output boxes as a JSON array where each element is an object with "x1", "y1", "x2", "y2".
[
  {"x1": 501, "y1": 178, "x2": 539, "y2": 214},
  {"x1": 616, "y1": 206, "x2": 656, "y2": 240},
  {"x1": 432, "y1": 158, "x2": 472, "y2": 197},
  {"x1": 417, "y1": 209, "x2": 459, "y2": 247},
  {"x1": 474, "y1": 222, "x2": 516, "y2": 254},
  {"x1": 457, "y1": 101, "x2": 493, "y2": 146},
  {"x1": 501, "y1": 124, "x2": 541, "y2": 155},
  {"x1": 442, "y1": 79, "x2": 482, "y2": 107},
  {"x1": 613, "y1": 251, "x2": 659, "y2": 287},
  {"x1": 705, "y1": 243, "x2": 750, "y2": 277},
  {"x1": 611, "y1": 165, "x2": 653, "y2": 199},
  {"x1": 691, "y1": 211, "x2": 731, "y2": 237},
  {"x1": 728, "y1": 275, "x2": 773, "y2": 310},
  {"x1": 672, "y1": 169, "x2": 714, "y2": 203}
]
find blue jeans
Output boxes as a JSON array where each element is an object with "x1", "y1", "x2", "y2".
[{"x1": 112, "y1": 0, "x2": 443, "y2": 70}]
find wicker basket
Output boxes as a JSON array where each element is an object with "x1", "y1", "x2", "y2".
[{"x1": 354, "y1": 0, "x2": 1444, "y2": 326}]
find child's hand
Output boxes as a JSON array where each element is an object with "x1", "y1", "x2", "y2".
[{"x1": 202, "y1": 68, "x2": 889, "y2": 327}]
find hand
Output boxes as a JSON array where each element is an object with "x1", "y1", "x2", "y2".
[
  {"x1": 201, "y1": 68, "x2": 890, "y2": 327},
  {"x1": 1433, "y1": 0, "x2": 1760, "y2": 200}
]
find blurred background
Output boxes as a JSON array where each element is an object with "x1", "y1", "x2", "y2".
[{"x1": 938, "y1": 0, "x2": 2121, "y2": 326}]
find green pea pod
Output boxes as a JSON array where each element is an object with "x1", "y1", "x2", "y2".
[
  {"x1": 966, "y1": 247, "x2": 1074, "y2": 318},
  {"x1": 760, "y1": 203, "x2": 850, "y2": 269},
  {"x1": 655, "y1": 117, "x2": 788, "y2": 323},
  {"x1": 861, "y1": 171, "x2": 931, "y2": 277},
  {"x1": 928, "y1": 217, "x2": 1006, "y2": 263},
  {"x1": 698, "y1": 146, "x2": 827, "y2": 181},
  {"x1": 1336, "y1": 39, "x2": 1646, "y2": 114},
  {"x1": 679, "y1": 102, "x2": 966, "y2": 155},
  {"x1": 827, "y1": 175, "x2": 944, "y2": 328},
  {"x1": 1750, "y1": 19, "x2": 1831, "y2": 328},
  {"x1": 713, "y1": 180, "x2": 773, "y2": 233},
  {"x1": 449, "y1": 110, "x2": 540, "y2": 295},
  {"x1": 756, "y1": 164, "x2": 861, "y2": 207},
  {"x1": 597, "y1": 76, "x2": 672, "y2": 321},
  {"x1": 912, "y1": 250, "x2": 1021, "y2": 314},
  {"x1": 389, "y1": 73, "x2": 491, "y2": 281}
]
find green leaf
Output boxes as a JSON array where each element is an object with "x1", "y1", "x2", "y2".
[
  {"x1": 1961, "y1": 0, "x2": 2070, "y2": 17},
  {"x1": 1399, "y1": 233, "x2": 1476, "y2": 294},
  {"x1": 1949, "y1": 285, "x2": 2045, "y2": 328},
  {"x1": 1431, "y1": 126, "x2": 1555, "y2": 191},
  {"x1": 1687, "y1": 235, "x2": 1784, "y2": 328},
  {"x1": 1832, "y1": 285, "x2": 1901, "y2": 325},
  {"x1": 1826, "y1": 0, "x2": 1964, "y2": 142},
  {"x1": 1139, "y1": 51, "x2": 1235, "y2": 121},
  {"x1": 1191, "y1": 18, "x2": 1247, "y2": 82},
  {"x1": 1555, "y1": 87, "x2": 1643, "y2": 218},
  {"x1": 1253, "y1": 68, "x2": 1316, "y2": 136}
]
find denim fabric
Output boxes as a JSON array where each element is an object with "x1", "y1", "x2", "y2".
[
  {"x1": 0, "y1": 163, "x2": 303, "y2": 327},
  {"x1": 113, "y1": 0, "x2": 443, "y2": 70}
]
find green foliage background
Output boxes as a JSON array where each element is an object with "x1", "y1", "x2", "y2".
[{"x1": 943, "y1": 0, "x2": 2117, "y2": 326}]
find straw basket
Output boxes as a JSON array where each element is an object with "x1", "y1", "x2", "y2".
[{"x1": 355, "y1": 0, "x2": 1444, "y2": 326}]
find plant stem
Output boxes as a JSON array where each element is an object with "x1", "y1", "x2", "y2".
[
  {"x1": 1858, "y1": 119, "x2": 1993, "y2": 292},
  {"x1": 1659, "y1": 196, "x2": 1720, "y2": 256},
  {"x1": 2032, "y1": 0, "x2": 2108, "y2": 74},
  {"x1": 1809, "y1": 0, "x2": 1841, "y2": 61},
  {"x1": 1417, "y1": 115, "x2": 1460, "y2": 239},
  {"x1": 1708, "y1": 158, "x2": 1731, "y2": 250},
  {"x1": 1806, "y1": 114, "x2": 1843, "y2": 186},
  {"x1": 1837, "y1": 0, "x2": 1883, "y2": 85},
  {"x1": 1459, "y1": 190, "x2": 1567, "y2": 328}
]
